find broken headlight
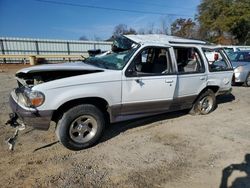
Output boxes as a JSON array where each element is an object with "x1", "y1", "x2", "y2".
[{"x1": 17, "y1": 89, "x2": 45, "y2": 107}]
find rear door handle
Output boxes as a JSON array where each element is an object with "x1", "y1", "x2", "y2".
[
  {"x1": 165, "y1": 80, "x2": 174, "y2": 83},
  {"x1": 200, "y1": 77, "x2": 205, "y2": 80}
]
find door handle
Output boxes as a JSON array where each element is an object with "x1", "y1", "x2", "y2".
[
  {"x1": 200, "y1": 77, "x2": 205, "y2": 80},
  {"x1": 165, "y1": 80, "x2": 174, "y2": 83},
  {"x1": 135, "y1": 79, "x2": 144, "y2": 86},
  {"x1": 135, "y1": 79, "x2": 142, "y2": 84}
]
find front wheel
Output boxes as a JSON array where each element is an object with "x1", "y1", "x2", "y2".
[
  {"x1": 56, "y1": 104, "x2": 105, "y2": 151},
  {"x1": 190, "y1": 89, "x2": 216, "y2": 115}
]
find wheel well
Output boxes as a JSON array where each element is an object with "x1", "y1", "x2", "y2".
[
  {"x1": 193, "y1": 85, "x2": 219, "y2": 104},
  {"x1": 204, "y1": 86, "x2": 220, "y2": 94},
  {"x1": 51, "y1": 97, "x2": 110, "y2": 124}
]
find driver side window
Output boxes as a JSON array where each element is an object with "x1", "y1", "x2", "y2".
[{"x1": 133, "y1": 47, "x2": 172, "y2": 75}]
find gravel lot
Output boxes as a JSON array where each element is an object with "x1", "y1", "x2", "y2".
[{"x1": 0, "y1": 64, "x2": 250, "y2": 188}]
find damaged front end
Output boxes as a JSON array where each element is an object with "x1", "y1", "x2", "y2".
[
  {"x1": 16, "y1": 69, "x2": 103, "y2": 87},
  {"x1": 5, "y1": 113, "x2": 25, "y2": 150},
  {"x1": 6, "y1": 62, "x2": 104, "y2": 150}
]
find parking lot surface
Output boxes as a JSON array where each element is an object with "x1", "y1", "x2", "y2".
[{"x1": 0, "y1": 65, "x2": 250, "y2": 188}]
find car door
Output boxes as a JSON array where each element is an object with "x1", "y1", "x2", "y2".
[
  {"x1": 203, "y1": 47, "x2": 234, "y2": 90},
  {"x1": 121, "y1": 46, "x2": 177, "y2": 116},
  {"x1": 171, "y1": 46, "x2": 207, "y2": 108}
]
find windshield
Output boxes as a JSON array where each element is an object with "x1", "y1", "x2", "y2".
[
  {"x1": 112, "y1": 35, "x2": 135, "y2": 52},
  {"x1": 84, "y1": 47, "x2": 138, "y2": 70},
  {"x1": 230, "y1": 51, "x2": 250, "y2": 62}
]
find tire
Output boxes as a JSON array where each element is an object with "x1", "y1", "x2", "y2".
[
  {"x1": 56, "y1": 104, "x2": 105, "y2": 151},
  {"x1": 189, "y1": 89, "x2": 216, "y2": 115},
  {"x1": 243, "y1": 73, "x2": 250, "y2": 87}
]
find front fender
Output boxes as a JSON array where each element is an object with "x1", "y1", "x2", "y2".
[{"x1": 37, "y1": 81, "x2": 122, "y2": 111}]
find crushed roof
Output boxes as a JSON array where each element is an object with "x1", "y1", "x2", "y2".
[{"x1": 124, "y1": 34, "x2": 206, "y2": 45}]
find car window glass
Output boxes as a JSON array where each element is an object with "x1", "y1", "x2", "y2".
[
  {"x1": 232, "y1": 51, "x2": 250, "y2": 62},
  {"x1": 203, "y1": 49, "x2": 231, "y2": 72},
  {"x1": 174, "y1": 47, "x2": 204, "y2": 74},
  {"x1": 239, "y1": 54, "x2": 244, "y2": 61},
  {"x1": 132, "y1": 47, "x2": 172, "y2": 75}
]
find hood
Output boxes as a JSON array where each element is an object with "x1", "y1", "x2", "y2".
[
  {"x1": 16, "y1": 62, "x2": 104, "y2": 87},
  {"x1": 16, "y1": 61, "x2": 104, "y2": 74},
  {"x1": 231, "y1": 61, "x2": 249, "y2": 69}
]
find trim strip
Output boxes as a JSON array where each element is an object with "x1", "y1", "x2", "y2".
[{"x1": 109, "y1": 95, "x2": 197, "y2": 123}]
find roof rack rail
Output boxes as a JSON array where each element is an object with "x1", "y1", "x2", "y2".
[{"x1": 169, "y1": 41, "x2": 207, "y2": 45}]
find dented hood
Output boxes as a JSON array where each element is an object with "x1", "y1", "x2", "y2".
[
  {"x1": 15, "y1": 62, "x2": 105, "y2": 86},
  {"x1": 16, "y1": 61, "x2": 104, "y2": 74}
]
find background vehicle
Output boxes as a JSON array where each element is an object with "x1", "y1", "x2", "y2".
[
  {"x1": 220, "y1": 46, "x2": 250, "y2": 61},
  {"x1": 230, "y1": 51, "x2": 250, "y2": 86}
]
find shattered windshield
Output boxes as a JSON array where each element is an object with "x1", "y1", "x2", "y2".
[
  {"x1": 112, "y1": 35, "x2": 135, "y2": 52},
  {"x1": 84, "y1": 47, "x2": 138, "y2": 70},
  {"x1": 84, "y1": 35, "x2": 139, "y2": 70}
]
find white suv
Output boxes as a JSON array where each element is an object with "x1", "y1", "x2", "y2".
[{"x1": 8, "y1": 35, "x2": 233, "y2": 150}]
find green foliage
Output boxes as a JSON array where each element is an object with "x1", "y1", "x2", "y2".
[
  {"x1": 197, "y1": 0, "x2": 250, "y2": 44},
  {"x1": 171, "y1": 18, "x2": 197, "y2": 38}
]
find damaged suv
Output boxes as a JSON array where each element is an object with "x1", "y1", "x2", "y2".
[{"x1": 8, "y1": 35, "x2": 233, "y2": 150}]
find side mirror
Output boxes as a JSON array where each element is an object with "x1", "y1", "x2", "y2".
[
  {"x1": 127, "y1": 68, "x2": 137, "y2": 76},
  {"x1": 127, "y1": 68, "x2": 135, "y2": 74}
]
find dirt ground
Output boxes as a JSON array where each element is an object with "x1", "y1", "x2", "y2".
[{"x1": 0, "y1": 64, "x2": 250, "y2": 188}]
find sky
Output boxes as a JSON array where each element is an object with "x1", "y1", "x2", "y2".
[{"x1": 0, "y1": 0, "x2": 201, "y2": 40}]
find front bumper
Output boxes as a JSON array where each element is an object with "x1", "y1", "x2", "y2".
[{"x1": 9, "y1": 93, "x2": 53, "y2": 130}]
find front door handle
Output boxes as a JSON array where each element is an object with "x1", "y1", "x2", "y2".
[
  {"x1": 165, "y1": 80, "x2": 174, "y2": 83},
  {"x1": 200, "y1": 77, "x2": 205, "y2": 80},
  {"x1": 135, "y1": 79, "x2": 144, "y2": 86},
  {"x1": 135, "y1": 79, "x2": 142, "y2": 84}
]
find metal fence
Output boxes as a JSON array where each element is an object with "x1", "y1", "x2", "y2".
[{"x1": 0, "y1": 37, "x2": 112, "y2": 63}]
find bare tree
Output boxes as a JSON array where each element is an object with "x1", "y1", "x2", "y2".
[
  {"x1": 113, "y1": 24, "x2": 128, "y2": 36},
  {"x1": 159, "y1": 17, "x2": 169, "y2": 35},
  {"x1": 113, "y1": 24, "x2": 137, "y2": 36},
  {"x1": 79, "y1": 35, "x2": 88, "y2": 41},
  {"x1": 147, "y1": 22, "x2": 155, "y2": 34},
  {"x1": 138, "y1": 28, "x2": 145, "y2": 35}
]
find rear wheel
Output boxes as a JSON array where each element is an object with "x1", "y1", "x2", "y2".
[
  {"x1": 56, "y1": 104, "x2": 105, "y2": 151},
  {"x1": 190, "y1": 89, "x2": 216, "y2": 115},
  {"x1": 243, "y1": 73, "x2": 250, "y2": 87}
]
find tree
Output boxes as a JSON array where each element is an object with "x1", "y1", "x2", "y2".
[
  {"x1": 197, "y1": 0, "x2": 228, "y2": 42},
  {"x1": 171, "y1": 18, "x2": 197, "y2": 38},
  {"x1": 228, "y1": 0, "x2": 250, "y2": 44},
  {"x1": 159, "y1": 17, "x2": 169, "y2": 35},
  {"x1": 137, "y1": 28, "x2": 145, "y2": 34},
  {"x1": 197, "y1": 0, "x2": 250, "y2": 44},
  {"x1": 79, "y1": 35, "x2": 88, "y2": 41},
  {"x1": 113, "y1": 24, "x2": 137, "y2": 36},
  {"x1": 146, "y1": 22, "x2": 155, "y2": 34}
]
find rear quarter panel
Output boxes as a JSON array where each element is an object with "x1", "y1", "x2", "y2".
[{"x1": 207, "y1": 71, "x2": 233, "y2": 93}]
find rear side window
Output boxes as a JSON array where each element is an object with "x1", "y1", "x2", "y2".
[
  {"x1": 203, "y1": 49, "x2": 232, "y2": 72},
  {"x1": 173, "y1": 47, "x2": 205, "y2": 74}
]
